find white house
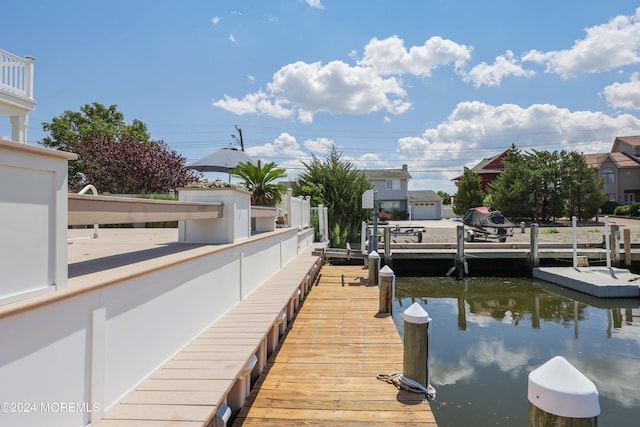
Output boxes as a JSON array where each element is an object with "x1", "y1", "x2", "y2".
[{"x1": 0, "y1": 49, "x2": 35, "y2": 143}]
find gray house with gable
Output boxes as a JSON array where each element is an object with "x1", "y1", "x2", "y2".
[
  {"x1": 363, "y1": 165, "x2": 443, "y2": 220},
  {"x1": 363, "y1": 164, "x2": 411, "y2": 213}
]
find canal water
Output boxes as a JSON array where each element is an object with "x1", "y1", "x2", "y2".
[{"x1": 391, "y1": 277, "x2": 640, "y2": 427}]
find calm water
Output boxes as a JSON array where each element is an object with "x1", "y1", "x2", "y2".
[{"x1": 391, "y1": 277, "x2": 640, "y2": 427}]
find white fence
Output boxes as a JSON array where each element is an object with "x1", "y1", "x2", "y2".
[
  {"x1": 281, "y1": 189, "x2": 311, "y2": 230},
  {"x1": 0, "y1": 48, "x2": 34, "y2": 99},
  {"x1": 0, "y1": 140, "x2": 317, "y2": 426}
]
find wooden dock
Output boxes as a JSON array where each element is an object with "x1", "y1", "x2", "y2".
[{"x1": 233, "y1": 264, "x2": 437, "y2": 426}]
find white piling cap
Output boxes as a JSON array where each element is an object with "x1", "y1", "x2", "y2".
[
  {"x1": 403, "y1": 302, "x2": 431, "y2": 324},
  {"x1": 369, "y1": 250, "x2": 380, "y2": 259},
  {"x1": 528, "y1": 356, "x2": 600, "y2": 418},
  {"x1": 380, "y1": 265, "x2": 394, "y2": 277}
]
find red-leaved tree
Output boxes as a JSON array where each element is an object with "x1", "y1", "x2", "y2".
[{"x1": 74, "y1": 135, "x2": 199, "y2": 194}]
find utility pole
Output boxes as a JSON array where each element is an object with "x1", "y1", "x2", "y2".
[{"x1": 232, "y1": 125, "x2": 245, "y2": 151}]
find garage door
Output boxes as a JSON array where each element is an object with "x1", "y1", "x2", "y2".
[{"x1": 412, "y1": 202, "x2": 438, "y2": 220}]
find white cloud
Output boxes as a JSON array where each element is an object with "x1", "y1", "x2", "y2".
[
  {"x1": 603, "y1": 72, "x2": 640, "y2": 110},
  {"x1": 212, "y1": 91, "x2": 294, "y2": 119},
  {"x1": 303, "y1": 137, "x2": 333, "y2": 154},
  {"x1": 393, "y1": 100, "x2": 640, "y2": 191},
  {"x1": 400, "y1": 101, "x2": 640, "y2": 162},
  {"x1": 214, "y1": 60, "x2": 411, "y2": 122},
  {"x1": 247, "y1": 132, "x2": 309, "y2": 160},
  {"x1": 210, "y1": 16, "x2": 221, "y2": 25},
  {"x1": 463, "y1": 50, "x2": 535, "y2": 87},
  {"x1": 358, "y1": 35, "x2": 472, "y2": 77},
  {"x1": 522, "y1": 7, "x2": 640, "y2": 78},
  {"x1": 247, "y1": 75, "x2": 255, "y2": 83},
  {"x1": 305, "y1": 0, "x2": 324, "y2": 10},
  {"x1": 229, "y1": 33, "x2": 236, "y2": 42}
]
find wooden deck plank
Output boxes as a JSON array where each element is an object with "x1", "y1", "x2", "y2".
[
  {"x1": 94, "y1": 252, "x2": 321, "y2": 427},
  {"x1": 233, "y1": 264, "x2": 437, "y2": 426}
]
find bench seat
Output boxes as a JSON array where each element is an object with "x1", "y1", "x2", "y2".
[{"x1": 95, "y1": 250, "x2": 321, "y2": 427}]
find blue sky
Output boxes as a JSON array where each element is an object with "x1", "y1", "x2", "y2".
[{"x1": 3, "y1": 1, "x2": 640, "y2": 193}]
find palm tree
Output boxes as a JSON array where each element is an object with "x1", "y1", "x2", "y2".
[{"x1": 231, "y1": 160, "x2": 287, "y2": 206}]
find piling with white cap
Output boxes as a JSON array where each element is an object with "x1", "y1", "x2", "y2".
[
  {"x1": 379, "y1": 265, "x2": 395, "y2": 314},
  {"x1": 403, "y1": 302, "x2": 432, "y2": 390},
  {"x1": 528, "y1": 356, "x2": 600, "y2": 426},
  {"x1": 368, "y1": 250, "x2": 380, "y2": 286}
]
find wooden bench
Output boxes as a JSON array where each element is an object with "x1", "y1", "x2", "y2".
[{"x1": 95, "y1": 250, "x2": 322, "y2": 427}]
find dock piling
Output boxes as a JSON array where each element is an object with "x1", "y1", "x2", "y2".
[
  {"x1": 368, "y1": 250, "x2": 380, "y2": 286},
  {"x1": 528, "y1": 356, "x2": 599, "y2": 427},
  {"x1": 379, "y1": 265, "x2": 394, "y2": 314},
  {"x1": 624, "y1": 228, "x2": 631, "y2": 266},
  {"x1": 403, "y1": 302, "x2": 434, "y2": 397},
  {"x1": 530, "y1": 223, "x2": 539, "y2": 267},
  {"x1": 604, "y1": 216, "x2": 611, "y2": 268},
  {"x1": 455, "y1": 225, "x2": 465, "y2": 280},
  {"x1": 610, "y1": 224, "x2": 620, "y2": 266}
]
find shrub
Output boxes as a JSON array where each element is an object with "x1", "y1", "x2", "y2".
[
  {"x1": 600, "y1": 201, "x2": 620, "y2": 215},
  {"x1": 378, "y1": 210, "x2": 391, "y2": 221},
  {"x1": 614, "y1": 203, "x2": 640, "y2": 216}
]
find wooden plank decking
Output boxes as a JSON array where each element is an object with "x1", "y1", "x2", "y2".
[{"x1": 233, "y1": 264, "x2": 437, "y2": 426}]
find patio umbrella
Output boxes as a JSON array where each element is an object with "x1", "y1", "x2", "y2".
[{"x1": 187, "y1": 146, "x2": 255, "y2": 179}]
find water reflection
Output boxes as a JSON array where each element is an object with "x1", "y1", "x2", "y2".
[{"x1": 392, "y1": 277, "x2": 640, "y2": 427}]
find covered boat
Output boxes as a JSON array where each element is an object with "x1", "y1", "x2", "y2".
[{"x1": 462, "y1": 207, "x2": 515, "y2": 242}]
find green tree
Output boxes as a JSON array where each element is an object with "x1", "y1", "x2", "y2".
[
  {"x1": 40, "y1": 102, "x2": 151, "y2": 188},
  {"x1": 488, "y1": 145, "x2": 531, "y2": 220},
  {"x1": 529, "y1": 150, "x2": 564, "y2": 222},
  {"x1": 453, "y1": 167, "x2": 484, "y2": 215},
  {"x1": 437, "y1": 191, "x2": 451, "y2": 205},
  {"x1": 559, "y1": 151, "x2": 605, "y2": 221},
  {"x1": 230, "y1": 160, "x2": 287, "y2": 206},
  {"x1": 291, "y1": 147, "x2": 371, "y2": 247}
]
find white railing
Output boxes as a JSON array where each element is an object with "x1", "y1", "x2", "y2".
[{"x1": 0, "y1": 48, "x2": 35, "y2": 99}]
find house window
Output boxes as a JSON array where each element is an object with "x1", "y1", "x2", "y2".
[
  {"x1": 385, "y1": 179, "x2": 400, "y2": 190},
  {"x1": 380, "y1": 201, "x2": 399, "y2": 211},
  {"x1": 607, "y1": 193, "x2": 616, "y2": 202},
  {"x1": 601, "y1": 167, "x2": 615, "y2": 184}
]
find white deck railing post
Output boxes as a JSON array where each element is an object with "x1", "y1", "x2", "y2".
[{"x1": 24, "y1": 55, "x2": 35, "y2": 99}]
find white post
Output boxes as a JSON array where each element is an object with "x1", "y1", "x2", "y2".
[
  {"x1": 528, "y1": 356, "x2": 599, "y2": 426},
  {"x1": 24, "y1": 55, "x2": 36, "y2": 99},
  {"x1": 318, "y1": 203, "x2": 325, "y2": 240},
  {"x1": 604, "y1": 216, "x2": 611, "y2": 268},
  {"x1": 286, "y1": 188, "x2": 293, "y2": 227},
  {"x1": 10, "y1": 114, "x2": 28, "y2": 144},
  {"x1": 361, "y1": 221, "x2": 367, "y2": 255},
  {"x1": 572, "y1": 216, "x2": 577, "y2": 268},
  {"x1": 323, "y1": 206, "x2": 329, "y2": 241}
]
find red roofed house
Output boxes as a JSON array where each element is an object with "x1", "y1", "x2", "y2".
[{"x1": 453, "y1": 150, "x2": 508, "y2": 192}]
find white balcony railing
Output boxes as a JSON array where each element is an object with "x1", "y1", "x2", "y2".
[{"x1": 0, "y1": 48, "x2": 35, "y2": 100}]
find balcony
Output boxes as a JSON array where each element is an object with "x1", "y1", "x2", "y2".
[{"x1": 0, "y1": 48, "x2": 36, "y2": 143}]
